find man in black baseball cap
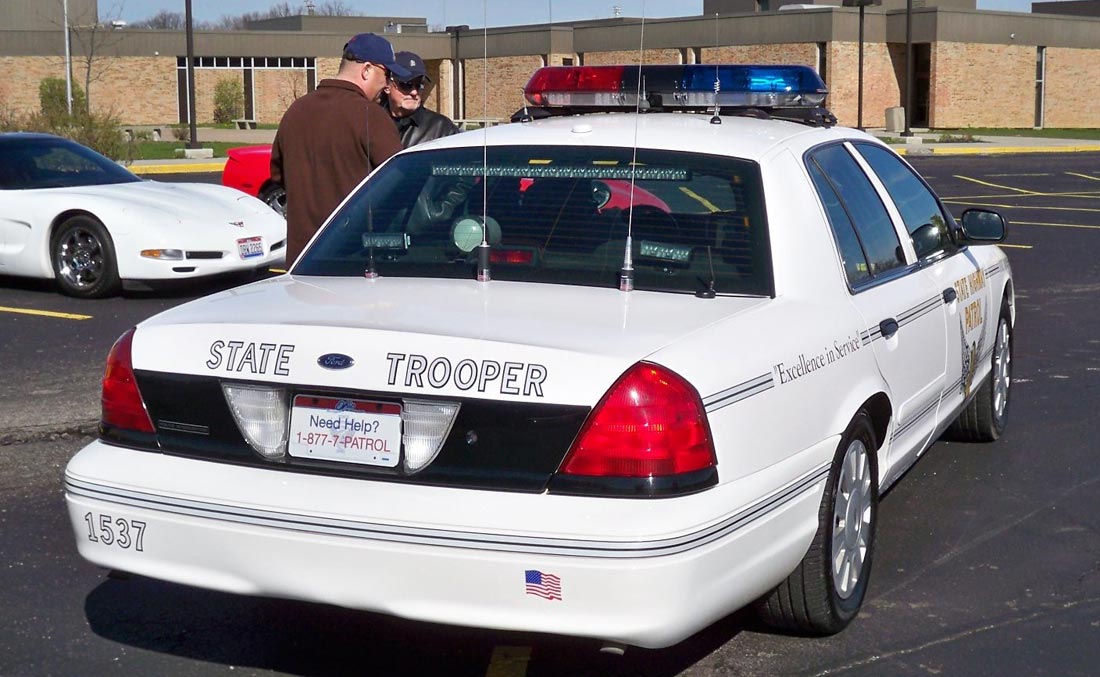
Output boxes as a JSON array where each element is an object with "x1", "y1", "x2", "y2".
[{"x1": 383, "y1": 50, "x2": 459, "y2": 148}]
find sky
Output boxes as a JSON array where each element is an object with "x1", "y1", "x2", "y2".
[{"x1": 109, "y1": 0, "x2": 1046, "y2": 28}]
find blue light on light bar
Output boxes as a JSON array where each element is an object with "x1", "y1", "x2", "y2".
[{"x1": 524, "y1": 64, "x2": 828, "y2": 110}]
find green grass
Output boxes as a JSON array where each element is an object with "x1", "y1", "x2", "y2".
[
  {"x1": 128, "y1": 141, "x2": 241, "y2": 160},
  {"x1": 936, "y1": 128, "x2": 1100, "y2": 140}
]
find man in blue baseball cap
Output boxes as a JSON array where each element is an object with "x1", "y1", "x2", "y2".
[{"x1": 271, "y1": 33, "x2": 407, "y2": 262}]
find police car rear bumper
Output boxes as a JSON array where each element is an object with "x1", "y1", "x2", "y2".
[{"x1": 64, "y1": 440, "x2": 826, "y2": 648}]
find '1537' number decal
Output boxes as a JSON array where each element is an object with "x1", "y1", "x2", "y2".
[{"x1": 83, "y1": 512, "x2": 146, "y2": 551}]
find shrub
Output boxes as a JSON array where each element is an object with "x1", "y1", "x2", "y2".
[
  {"x1": 212, "y1": 79, "x2": 244, "y2": 124},
  {"x1": 0, "y1": 79, "x2": 133, "y2": 162},
  {"x1": 39, "y1": 77, "x2": 88, "y2": 123},
  {"x1": 172, "y1": 123, "x2": 191, "y2": 142}
]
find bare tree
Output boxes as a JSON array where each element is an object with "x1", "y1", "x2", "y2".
[
  {"x1": 131, "y1": 10, "x2": 186, "y2": 30},
  {"x1": 205, "y1": 2, "x2": 354, "y2": 30},
  {"x1": 316, "y1": 1, "x2": 353, "y2": 15},
  {"x1": 44, "y1": 0, "x2": 127, "y2": 113}
]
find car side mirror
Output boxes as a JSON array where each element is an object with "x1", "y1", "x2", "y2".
[{"x1": 958, "y1": 208, "x2": 1007, "y2": 242}]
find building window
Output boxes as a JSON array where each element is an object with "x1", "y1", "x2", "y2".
[
  {"x1": 1035, "y1": 46, "x2": 1046, "y2": 129},
  {"x1": 175, "y1": 56, "x2": 317, "y2": 123},
  {"x1": 816, "y1": 42, "x2": 827, "y2": 84}
]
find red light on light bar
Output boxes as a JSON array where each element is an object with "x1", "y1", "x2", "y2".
[
  {"x1": 490, "y1": 248, "x2": 535, "y2": 265},
  {"x1": 524, "y1": 66, "x2": 626, "y2": 106}
]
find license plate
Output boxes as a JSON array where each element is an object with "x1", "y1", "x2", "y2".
[
  {"x1": 237, "y1": 236, "x2": 264, "y2": 259},
  {"x1": 288, "y1": 396, "x2": 401, "y2": 467}
]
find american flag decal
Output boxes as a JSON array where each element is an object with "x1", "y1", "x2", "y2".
[{"x1": 525, "y1": 569, "x2": 562, "y2": 601}]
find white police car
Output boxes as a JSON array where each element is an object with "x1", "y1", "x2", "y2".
[{"x1": 64, "y1": 65, "x2": 1013, "y2": 650}]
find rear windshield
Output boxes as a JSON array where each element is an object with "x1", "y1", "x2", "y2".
[{"x1": 296, "y1": 145, "x2": 772, "y2": 296}]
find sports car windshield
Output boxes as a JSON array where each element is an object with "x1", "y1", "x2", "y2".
[
  {"x1": 296, "y1": 145, "x2": 772, "y2": 296},
  {"x1": 0, "y1": 137, "x2": 141, "y2": 190}
]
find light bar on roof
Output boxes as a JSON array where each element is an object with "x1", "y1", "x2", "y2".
[{"x1": 523, "y1": 64, "x2": 828, "y2": 110}]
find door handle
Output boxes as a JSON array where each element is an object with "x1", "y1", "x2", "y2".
[
  {"x1": 943, "y1": 287, "x2": 958, "y2": 304},
  {"x1": 879, "y1": 318, "x2": 900, "y2": 339}
]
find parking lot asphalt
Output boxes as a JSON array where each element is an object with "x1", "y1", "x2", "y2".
[{"x1": 2, "y1": 152, "x2": 1100, "y2": 676}]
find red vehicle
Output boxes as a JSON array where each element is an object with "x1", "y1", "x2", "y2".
[
  {"x1": 222, "y1": 145, "x2": 284, "y2": 215},
  {"x1": 222, "y1": 144, "x2": 670, "y2": 218}
]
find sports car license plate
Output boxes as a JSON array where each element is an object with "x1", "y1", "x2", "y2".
[
  {"x1": 237, "y1": 236, "x2": 263, "y2": 259},
  {"x1": 288, "y1": 396, "x2": 401, "y2": 467}
]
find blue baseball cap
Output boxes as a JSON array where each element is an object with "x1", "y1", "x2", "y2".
[{"x1": 342, "y1": 33, "x2": 411, "y2": 79}]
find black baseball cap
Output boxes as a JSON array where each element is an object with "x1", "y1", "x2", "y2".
[
  {"x1": 392, "y1": 51, "x2": 431, "y2": 83},
  {"x1": 343, "y1": 33, "x2": 411, "y2": 79}
]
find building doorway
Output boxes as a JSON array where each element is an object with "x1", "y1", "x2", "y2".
[{"x1": 912, "y1": 44, "x2": 930, "y2": 128}]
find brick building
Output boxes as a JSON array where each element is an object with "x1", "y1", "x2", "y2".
[{"x1": 2, "y1": 0, "x2": 1099, "y2": 130}]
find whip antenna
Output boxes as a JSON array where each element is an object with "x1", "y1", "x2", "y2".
[
  {"x1": 710, "y1": 13, "x2": 722, "y2": 124},
  {"x1": 620, "y1": 2, "x2": 647, "y2": 293},
  {"x1": 476, "y1": 3, "x2": 491, "y2": 282}
]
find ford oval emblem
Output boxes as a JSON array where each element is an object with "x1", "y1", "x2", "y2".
[{"x1": 317, "y1": 353, "x2": 354, "y2": 370}]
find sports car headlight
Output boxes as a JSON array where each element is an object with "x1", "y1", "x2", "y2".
[
  {"x1": 141, "y1": 249, "x2": 184, "y2": 260},
  {"x1": 223, "y1": 384, "x2": 288, "y2": 459},
  {"x1": 401, "y1": 399, "x2": 459, "y2": 473}
]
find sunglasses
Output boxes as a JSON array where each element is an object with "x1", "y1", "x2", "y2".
[{"x1": 391, "y1": 78, "x2": 427, "y2": 93}]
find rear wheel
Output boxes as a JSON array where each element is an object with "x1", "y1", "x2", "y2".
[
  {"x1": 947, "y1": 304, "x2": 1012, "y2": 442},
  {"x1": 51, "y1": 215, "x2": 120, "y2": 299},
  {"x1": 259, "y1": 184, "x2": 286, "y2": 217},
  {"x1": 756, "y1": 411, "x2": 878, "y2": 634}
]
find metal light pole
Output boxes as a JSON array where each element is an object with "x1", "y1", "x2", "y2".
[
  {"x1": 902, "y1": 0, "x2": 914, "y2": 137},
  {"x1": 63, "y1": 0, "x2": 73, "y2": 114},
  {"x1": 857, "y1": 2, "x2": 865, "y2": 130},
  {"x1": 185, "y1": 0, "x2": 199, "y2": 148}
]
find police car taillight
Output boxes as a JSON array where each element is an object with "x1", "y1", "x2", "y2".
[
  {"x1": 559, "y1": 362, "x2": 715, "y2": 479},
  {"x1": 101, "y1": 328, "x2": 155, "y2": 434},
  {"x1": 523, "y1": 64, "x2": 827, "y2": 110}
]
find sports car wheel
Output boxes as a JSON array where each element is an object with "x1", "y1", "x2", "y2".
[
  {"x1": 947, "y1": 303, "x2": 1012, "y2": 442},
  {"x1": 756, "y1": 411, "x2": 878, "y2": 634},
  {"x1": 51, "y1": 215, "x2": 121, "y2": 299},
  {"x1": 260, "y1": 184, "x2": 287, "y2": 217}
]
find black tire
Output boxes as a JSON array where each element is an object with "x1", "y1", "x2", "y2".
[
  {"x1": 259, "y1": 184, "x2": 287, "y2": 217},
  {"x1": 756, "y1": 411, "x2": 879, "y2": 635},
  {"x1": 51, "y1": 215, "x2": 121, "y2": 299},
  {"x1": 947, "y1": 303, "x2": 1012, "y2": 442}
]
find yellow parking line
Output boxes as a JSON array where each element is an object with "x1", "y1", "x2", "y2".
[
  {"x1": 999, "y1": 244, "x2": 1034, "y2": 249},
  {"x1": 1066, "y1": 171, "x2": 1100, "y2": 182},
  {"x1": 678, "y1": 186, "x2": 721, "y2": 213},
  {"x1": 0, "y1": 305, "x2": 92, "y2": 320},
  {"x1": 485, "y1": 646, "x2": 532, "y2": 677},
  {"x1": 942, "y1": 190, "x2": 1100, "y2": 200},
  {"x1": 1012, "y1": 220, "x2": 1100, "y2": 231},
  {"x1": 944, "y1": 200, "x2": 1100, "y2": 213},
  {"x1": 952, "y1": 175, "x2": 1042, "y2": 195}
]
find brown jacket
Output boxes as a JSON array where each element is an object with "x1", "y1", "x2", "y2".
[{"x1": 270, "y1": 79, "x2": 402, "y2": 263}]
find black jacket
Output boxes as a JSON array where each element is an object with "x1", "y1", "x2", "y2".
[{"x1": 393, "y1": 106, "x2": 460, "y2": 148}]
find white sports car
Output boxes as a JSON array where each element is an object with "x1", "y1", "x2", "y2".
[
  {"x1": 0, "y1": 132, "x2": 286, "y2": 298},
  {"x1": 64, "y1": 65, "x2": 1013, "y2": 651}
]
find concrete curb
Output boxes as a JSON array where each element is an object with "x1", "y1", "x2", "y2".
[
  {"x1": 130, "y1": 160, "x2": 227, "y2": 175},
  {"x1": 896, "y1": 144, "x2": 1100, "y2": 156}
]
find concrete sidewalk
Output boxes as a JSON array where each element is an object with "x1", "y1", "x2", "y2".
[{"x1": 126, "y1": 126, "x2": 1100, "y2": 175}]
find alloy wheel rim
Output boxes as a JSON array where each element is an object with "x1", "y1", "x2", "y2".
[
  {"x1": 267, "y1": 189, "x2": 287, "y2": 216},
  {"x1": 992, "y1": 319, "x2": 1011, "y2": 423},
  {"x1": 57, "y1": 227, "x2": 104, "y2": 289},
  {"x1": 832, "y1": 438, "x2": 872, "y2": 600}
]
